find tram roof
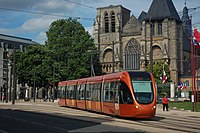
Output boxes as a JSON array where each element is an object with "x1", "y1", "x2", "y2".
[
  {"x1": 103, "y1": 71, "x2": 128, "y2": 80},
  {"x1": 66, "y1": 80, "x2": 78, "y2": 85},
  {"x1": 77, "y1": 78, "x2": 87, "y2": 84},
  {"x1": 58, "y1": 81, "x2": 67, "y2": 86},
  {"x1": 86, "y1": 76, "x2": 103, "y2": 83}
]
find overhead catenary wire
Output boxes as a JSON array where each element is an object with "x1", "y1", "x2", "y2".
[
  {"x1": 64, "y1": 0, "x2": 96, "y2": 9},
  {"x1": 0, "y1": 7, "x2": 95, "y2": 21}
]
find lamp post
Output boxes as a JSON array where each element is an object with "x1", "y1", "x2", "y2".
[
  {"x1": 150, "y1": 19, "x2": 153, "y2": 74},
  {"x1": 52, "y1": 63, "x2": 55, "y2": 101},
  {"x1": 5, "y1": 50, "x2": 9, "y2": 103},
  {"x1": 33, "y1": 68, "x2": 36, "y2": 102},
  {"x1": 49, "y1": 50, "x2": 55, "y2": 101},
  {"x1": 88, "y1": 50, "x2": 96, "y2": 77},
  {"x1": 12, "y1": 44, "x2": 16, "y2": 105}
]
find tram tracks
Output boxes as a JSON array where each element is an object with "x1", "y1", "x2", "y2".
[
  {"x1": 17, "y1": 107, "x2": 200, "y2": 132},
  {"x1": 1, "y1": 103, "x2": 199, "y2": 133}
]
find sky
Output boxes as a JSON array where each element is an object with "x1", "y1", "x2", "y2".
[{"x1": 0, "y1": 0, "x2": 200, "y2": 44}]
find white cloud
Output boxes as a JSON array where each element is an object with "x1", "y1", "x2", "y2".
[
  {"x1": 33, "y1": 0, "x2": 76, "y2": 13},
  {"x1": 20, "y1": 17, "x2": 56, "y2": 33},
  {"x1": 85, "y1": 26, "x2": 93, "y2": 36},
  {"x1": 0, "y1": 16, "x2": 56, "y2": 43},
  {"x1": 35, "y1": 31, "x2": 47, "y2": 44}
]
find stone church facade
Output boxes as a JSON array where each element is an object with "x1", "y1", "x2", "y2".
[{"x1": 93, "y1": 0, "x2": 192, "y2": 86}]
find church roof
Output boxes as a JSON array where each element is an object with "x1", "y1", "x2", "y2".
[
  {"x1": 123, "y1": 15, "x2": 141, "y2": 36},
  {"x1": 144, "y1": 0, "x2": 181, "y2": 22},
  {"x1": 138, "y1": 11, "x2": 147, "y2": 21}
]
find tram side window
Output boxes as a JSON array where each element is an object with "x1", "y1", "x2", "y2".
[
  {"x1": 58, "y1": 86, "x2": 64, "y2": 98},
  {"x1": 78, "y1": 84, "x2": 85, "y2": 100},
  {"x1": 86, "y1": 84, "x2": 92, "y2": 100},
  {"x1": 57, "y1": 86, "x2": 65, "y2": 99},
  {"x1": 103, "y1": 82, "x2": 114, "y2": 102},
  {"x1": 103, "y1": 82, "x2": 110, "y2": 101},
  {"x1": 113, "y1": 81, "x2": 119, "y2": 103},
  {"x1": 77, "y1": 84, "x2": 81, "y2": 100},
  {"x1": 119, "y1": 81, "x2": 133, "y2": 104},
  {"x1": 91, "y1": 83, "x2": 101, "y2": 101},
  {"x1": 66, "y1": 86, "x2": 69, "y2": 99},
  {"x1": 68, "y1": 85, "x2": 76, "y2": 99},
  {"x1": 69, "y1": 86, "x2": 73, "y2": 99},
  {"x1": 73, "y1": 85, "x2": 77, "y2": 99},
  {"x1": 109, "y1": 82, "x2": 115, "y2": 102}
]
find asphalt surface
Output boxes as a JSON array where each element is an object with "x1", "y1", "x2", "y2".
[{"x1": 0, "y1": 100, "x2": 199, "y2": 133}]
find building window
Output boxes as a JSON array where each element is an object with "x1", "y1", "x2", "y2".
[
  {"x1": 151, "y1": 23, "x2": 155, "y2": 36},
  {"x1": 20, "y1": 45, "x2": 26, "y2": 52},
  {"x1": 1, "y1": 43, "x2": 8, "y2": 51},
  {"x1": 103, "y1": 49, "x2": 112, "y2": 62},
  {"x1": 3, "y1": 51, "x2": 8, "y2": 59},
  {"x1": 158, "y1": 23, "x2": 162, "y2": 35},
  {"x1": 124, "y1": 38, "x2": 141, "y2": 70},
  {"x1": 196, "y1": 80, "x2": 200, "y2": 86},
  {"x1": 111, "y1": 12, "x2": 115, "y2": 32},
  {"x1": 104, "y1": 13, "x2": 109, "y2": 33}
]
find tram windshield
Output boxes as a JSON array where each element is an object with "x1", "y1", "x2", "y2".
[{"x1": 129, "y1": 72, "x2": 154, "y2": 104}]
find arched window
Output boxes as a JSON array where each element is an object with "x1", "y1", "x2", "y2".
[
  {"x1": 104, "y1": 13, "x2": 109, "y2": 33},
  {"x1": 111, "y1": 12, "x2": 115, "y2": 32},
  {"x1": 124, "y1": 39, "x2": 141, "y2": 70},
  {"x1": 103, "y1": 49, "x2": 112, "y2": 62},
  {"x1": 153, "y1": 46, "x2": 162, "y2": 60},
  {"x1": 158, "y1": 23, "x2": 162, "y2": 35}
]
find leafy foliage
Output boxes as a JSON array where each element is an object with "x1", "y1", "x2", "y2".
[
  {"x1": 146, "y1": 61, "x2": 171, "y2": 98},
  {"x1": 146, "y1": 61, "x2": 170, "y2": 83},
  {"x1": 13, "y1": 18, "x2": 102, "y2": 88},
  {"x1": 14, "y1": 45, "x2": 51, "y2": 87},
  {"x1": 46, "y1": 18, "x2": 102, "y2": 80}
]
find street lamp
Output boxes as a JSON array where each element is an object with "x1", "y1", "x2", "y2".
[
  {"x1": 48, "y1": 49, "x2": 55, "y2": 101},
  {"x1": 12, "y1": 44, "x2": 16, "y2": 105},
  {"x1": 52, "y1": 62, "x2": 55, "y2": 101},
  {"x1": 88, "y1": 50, "x2": 96, "y2": 77},
  {"x1": 150, "y1": 19, "x2": 153, "y2": 74},
  {"x1": 33, "y1": 68, "x2": 36, "y2": 102}
]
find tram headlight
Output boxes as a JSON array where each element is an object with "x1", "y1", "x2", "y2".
[{"x1": 136, "y1": 105, "x2": 139, "y2": 108}]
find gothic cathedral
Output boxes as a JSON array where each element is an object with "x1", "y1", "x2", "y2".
[{"x1": 93, "y1": 0, "x2": 192, "y2": 85}]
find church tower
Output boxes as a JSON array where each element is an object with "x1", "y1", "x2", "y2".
[
  {"x1": 93, "y1": 0, "x2": 183, "y2": 85},
  {"x1": 93, "y1": 5, "x2": 141, "y2": 73},
  {"x1": 138, "y1": 0, "x2": 183, "y2": 84}
]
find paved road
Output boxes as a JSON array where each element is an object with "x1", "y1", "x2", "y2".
[{"x1": 0, "y1": 100, "x2": 200, "y2": 133}]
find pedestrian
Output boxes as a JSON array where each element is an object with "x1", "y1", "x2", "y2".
[{"x1": 162, "y1": 95, "x2": 169, "y2": 111}]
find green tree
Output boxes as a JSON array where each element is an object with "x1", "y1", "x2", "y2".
[
  {"x1": 146, "y1": 61, "x2": 171, "y2": 98},
  {"x1": 146, "y1": 61, "x2": 170, "y2": 83},
  {"x1": 12, "y1": 18, "x2": 102, "y2": 90},
  {"x1": 14, "y1": 45, "x2": 52, "y2": 88},
  {"x1": 46, "y1": 18, "x2": 102, "y2": 81}
]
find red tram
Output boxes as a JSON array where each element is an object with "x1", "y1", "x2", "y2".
[{"x1": 57, "y1": 71, "x2": 157, "y2": 118}]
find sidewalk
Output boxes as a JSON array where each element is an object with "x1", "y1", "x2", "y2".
[
  {"x1": 0, "y1": 99, "x2": 58, "y2": 105},
  {"x1": 156, "y1": 104, "x2": 200, "y2": 119}
]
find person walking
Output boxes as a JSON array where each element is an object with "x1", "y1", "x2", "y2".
[{"x1": 162, "y1": 95, "x2": 169, "y2": 111}]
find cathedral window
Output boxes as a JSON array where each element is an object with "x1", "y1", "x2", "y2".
[
  {"x1": 104, "y1": 13, "x2": 109, "y2": 33},
  {"x1": 124, "y1": 39, "x2": 141, "y2": 70},
  {"x1": 151, "y1": 23, "x2": 155, "y2": 36},
  {"x1": 103, "y1": 49, "x2": 112, "y2": 62},
  {"x1": 111, "y1": 12, "x2": 115, "y2": 32},
  {"x1": 158, "y1": 22, "x2": 162, "y2": 35}
]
